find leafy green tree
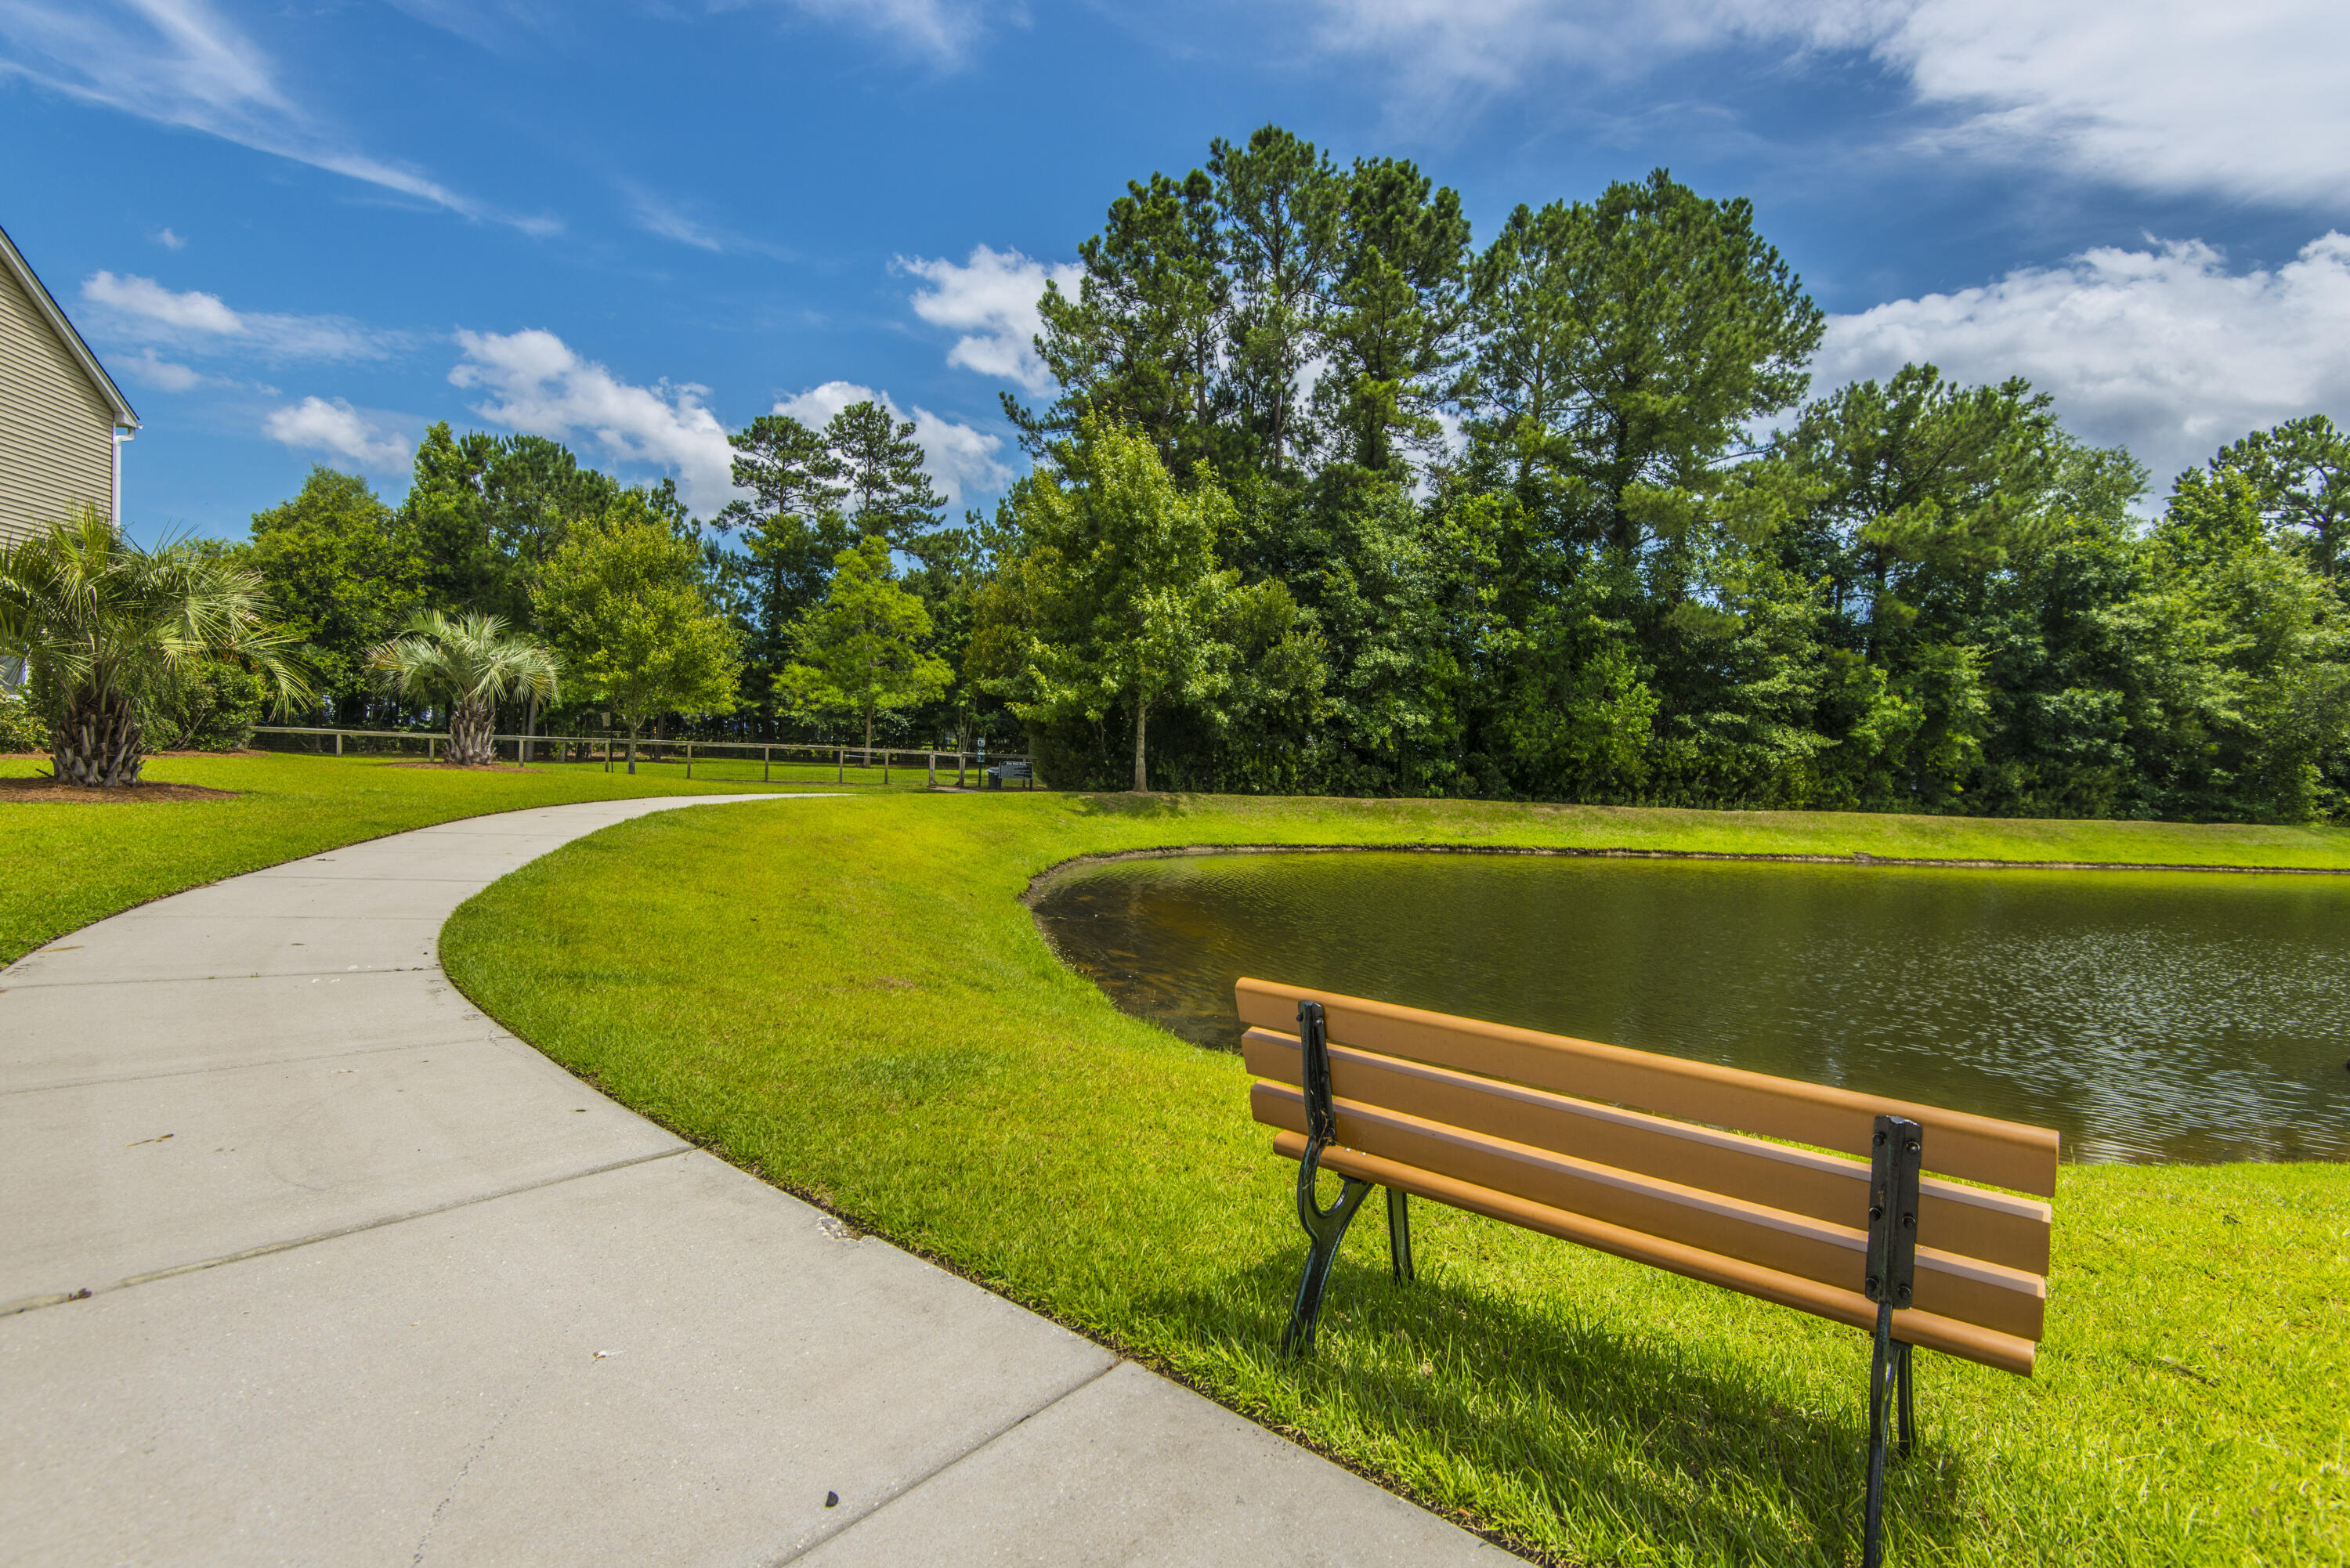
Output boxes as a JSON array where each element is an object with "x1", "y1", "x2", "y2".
[
  {"x1": 1320, "y1": 156, "x2": 1472, "y2": 475},
  {"x1": 1210, "y1": 126, "x2": 1345, "y2": 478},
  {"x1": 1466, "y1": 170, "x2": 1824, "y2": 556},
  {"x1": 401, "y1": 424, "x2": 637, "y2": 623},
  {"x1": 1775, "y1": 365, "x2": 2064, "y2": 654},
  {"x1": 537, "y1": 494, "x2": 741, "y2": 771},
  {"x1": 1021, "y1": 127, "x2": 1471, "y2": 495},
  {"x1": 779, "y1": 537, "x2": 953, "y2": 756},
  {"x1": 2198, "y1": 414, "x2": 2350, "y2": 580},
  {"x1": 715, "y1": 413, "x2": 851, "y2": 718},
  {"x1": 246, "y1": 468, "x2": 428, "y2": 717},
  {"x1": 1021, "y1": 167, "x2": 1229, "y2": 472},
  {"x1": 980, "y1": 421, "x2": 1319, "y2": 790},
  {"x1": 0, "y1": 510, "x2": 311, "y2": 786},
  {"x1": 825, "y1": 401, "x2": 947, "y2": 546}
]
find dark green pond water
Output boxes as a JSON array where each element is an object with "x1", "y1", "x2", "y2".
[{"x1": 1031, "y1": 851, "x2": 2350, "y2": 1165}]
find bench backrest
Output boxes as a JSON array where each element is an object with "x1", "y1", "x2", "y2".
[{"x1": 1238, "y1": 977, "x2": 2058, "y2": 1375}]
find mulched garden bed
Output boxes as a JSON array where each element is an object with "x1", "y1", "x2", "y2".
[{"x1": 0, "y1": 775, "x2": 240, "y2": 803}]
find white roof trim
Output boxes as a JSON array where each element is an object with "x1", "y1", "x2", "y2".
[{"x1": 0, "y1": 221, "x2": 139, "y2": 430}]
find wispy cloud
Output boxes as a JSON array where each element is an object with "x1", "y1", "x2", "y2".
[
  {"x1": 152, "y1": 226, "x2": 186, "y2": 250},
  {"x1": 774, "y1": 380, "x2": 1011, "y2": 507},
  {"x1": 379, "y1": 0, "x2": 555, "y2": 52},
  {"x1": 1815, "y1": 231, "x2": 2350, "y2": 487},
  {"x1": 1309, "y1": 0, "x2": 2350, "y2": 206},
  {"x1": 80, "y1": 271, "x2": 403, "y2": 362},
  {"x1": 262, "y1": 396, "x2": 415, "y2": 471},
  {"x1": 620, "y1": 181, "x2": 796, "y2": 259},
  {"x1": 450, "y1": 328, "x2": 741, "y2": 514},
  {"x1": 626, "y1": 185, "x2": 726, "y2": 253},
  {"x1": 0, "y1": 0, "x2": 556, "y2": 232},
  {"x1": 769, "y1": 0, "x2": 993, "y2": 66},
  {"x1": 897, "y1": 244, "x2": 1079, "y2": 396}
]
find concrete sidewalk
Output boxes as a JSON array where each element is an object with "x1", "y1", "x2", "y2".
[{"x1": 0, "y1": 795, "x2": 1508, "y2": 1566}]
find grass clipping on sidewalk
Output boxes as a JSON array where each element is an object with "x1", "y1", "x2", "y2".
[{"x1": 441, "y1": 792, "x2": 2350, "y2": 1566}]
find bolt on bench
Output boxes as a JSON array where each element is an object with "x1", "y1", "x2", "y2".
[{"x1": 1238, "y1": 977, "x2": 2059, "y2": 1568}]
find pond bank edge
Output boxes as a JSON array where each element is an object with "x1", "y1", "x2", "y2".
[{"x1": 1018, "y1": 840, "x2": 2350, "y2": 903}]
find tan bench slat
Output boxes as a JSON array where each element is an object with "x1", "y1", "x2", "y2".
[
  {"x1": 1270, "y1": 1130, "x2": 2037, "y2": 1376},
  {"x1": 1253, "y1": 1083, "x2": 2044, "y2": 1342},
  {"x1": 1239, "y1": 978, "x2": 2059, "y2": 1197},
  {"x1": 1245, "y1": 1028, "x2": 2052, "y2": 1277}
]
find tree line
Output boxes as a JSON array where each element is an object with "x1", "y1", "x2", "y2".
[{"x1": 158, "y1": 124, "x2": 2348, "y2": 819}]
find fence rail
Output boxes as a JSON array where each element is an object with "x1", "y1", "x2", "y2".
[{"x1": 248, "y1": 726, "x2": 1036, "y2": 788}]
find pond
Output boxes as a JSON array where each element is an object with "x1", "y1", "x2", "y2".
[{"x1": 1031, "y1": 850, "x2": 2350, "y2": 1165}]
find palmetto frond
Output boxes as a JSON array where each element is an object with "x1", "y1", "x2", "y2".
[
  {"x1": 367, "y1": 610, "x2": 560, "y2": 709},
  {"x1": 0, "y1": 509, "x2": 316, "y2": 785},
  {"x1": 367, "y1": 610, "x2": 559, "y2": 765}
]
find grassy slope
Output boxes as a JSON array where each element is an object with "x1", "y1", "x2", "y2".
[
  {"x1": 0, "y1": 751, "x2": 846, "y2": 965},
  {"x1": 443, "y1": 792, "x2": 2350, "y2": 1566}
]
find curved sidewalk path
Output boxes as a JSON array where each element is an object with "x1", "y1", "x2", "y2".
[{"x1": 0, "y1": 796, "x2": 1505, "y2": 1567}]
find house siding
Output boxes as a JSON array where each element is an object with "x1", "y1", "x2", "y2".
[{"x1": 0, "y1": 258, "x2": 117, "y2": 548}]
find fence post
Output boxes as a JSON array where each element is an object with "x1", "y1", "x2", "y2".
[
  {"x1": 837, "y1": 746, "x2": 844, "y2": 784},
  {"x1": 686, "y1": 741, "x2": 693, "y2": 780},
  {"x1": 927, "y1": 750, "x2": 936, "y2": 788},
  {"x1": 957, "y1": 752, "x2": 965, "y2": 788},
  {"x1": 764, "y1": 745, "x2": 771, "y2": 783},
  {"x1": 334, "y1": 731, "x2": 342, "y2": 757},
  {"x1": 884, "y1": 750, "x2": 890, "y2": 785}
]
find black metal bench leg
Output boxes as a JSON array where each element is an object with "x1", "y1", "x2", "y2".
[
  {"x1": 1386, "y1": 1187, "x2": 1414, "y2": 1283},
  {"x1": 1895, "y1": 1339, "x2": 1916, "y2": 1459},
  {"x1": 1282, "y1": 1155, "x2": 1372, "y2": 1358},
  {"x1": 1862, "y1": 1299, "x2": 1896, "y2": 1568}
]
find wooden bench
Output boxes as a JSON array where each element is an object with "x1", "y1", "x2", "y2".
[{"x1": 1238, "y1": 977, "x2": 2059, "y2": 1567}]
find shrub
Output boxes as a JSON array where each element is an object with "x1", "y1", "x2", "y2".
[
  {"x1": 146, "y1": 658, "x2": 269, "y2": 752},
  {"x1": 0, "y1": 684, "x2": 45, "y2": 753}
]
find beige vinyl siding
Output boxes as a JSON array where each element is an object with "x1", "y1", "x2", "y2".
[{"x1": 0, "y1": 258, "x2": 117, "y2": 548}]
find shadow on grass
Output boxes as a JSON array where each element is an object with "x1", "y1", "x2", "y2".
[{"x1": 1145, "y1": 1241, "x2": 1983, "y2": 1565}]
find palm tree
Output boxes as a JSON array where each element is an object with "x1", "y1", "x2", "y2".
[
  {"x1": 0, "y1": 510, "x2": 311, "y2": 787},
  {"x1": 369, "y1": 610, "x2": 558, "y2": 766}
]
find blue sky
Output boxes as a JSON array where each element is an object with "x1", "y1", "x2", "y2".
[{"x1": 4, "y1": 0, "x2": 2347, "y2": 544}]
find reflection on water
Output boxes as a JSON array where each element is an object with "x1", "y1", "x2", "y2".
[{"x1": 1032, "y1": 851, "x2": 2350, "y2": 1165}]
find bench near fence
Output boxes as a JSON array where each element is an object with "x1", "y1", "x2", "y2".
[{"x1": 1238, "y1": 977, "x2": 2058, "y2": 1568}]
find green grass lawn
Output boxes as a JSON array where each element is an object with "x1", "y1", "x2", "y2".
[
  {"x1": 440, "y1": 791, "x2": 2350, "y2": 1566},
  {"x1": 0, "y1": 750, "x2": 862, "y2": 966}
]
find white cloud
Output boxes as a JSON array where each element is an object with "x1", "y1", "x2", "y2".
[
  {"x1": 1813, "y1": 232, "x2": 2350, "y2": 488},
  {"x1": 450, "y1": 328, "x2": 740, "y2": 514},
  {"x1": 897, "y1": 245, "x2": 1080, "y2": 396},
  {"x1": 85, "y1": 271, "x2": 239, "y2": 334},
  {"x1": 776, "y1": 0, "x2": 989, "y2": 64},
  {"x1": 1311, "y1": 0, "x2": 2350, "y2": 205},
  {"x1": 263, "y1": 396, "x2": 414, "y2": 471},
  {"x1": 121, "y1": 348, "x2": 208, "y2": 392},
  {"x1": 153, "y1": 226, "x2": 186, "y2": 250},
  {"x1": 0, "y1": 0, "x2": 552, "y2": 231},
  {"x1": 775, "y1": 380, "x2": 1012, "y2": 508},
  {"x1": 80, "y1": 272, "x2": 399, "y2": 362}
]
